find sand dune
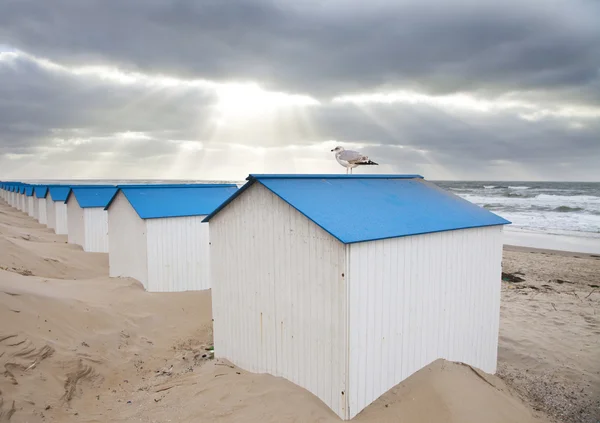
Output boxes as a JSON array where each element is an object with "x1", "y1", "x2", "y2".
[{"x1": 1, "y1": 199, "x2": 598, "y2": 422}]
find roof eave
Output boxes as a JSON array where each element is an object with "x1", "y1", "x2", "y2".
[{"x1": 202, "y1": 176, "x2": 258, "y2": 222}]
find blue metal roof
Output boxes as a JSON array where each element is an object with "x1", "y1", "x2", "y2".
[
  {"x1": 68, "y1": 187, "x2": 119, "y2": 208},
  {"x1": 19, "y1": 186, "x2": 27, "y2": 194},
  {"x1": 34, "y1": 186, "x2": 49, "y2": 198},
  {"x1": 25, "y1": 186, "x2": 35, "y2": 196},
  {"x1": 47, "y1": 186, "x2": 71, "y2": 202},
  {"x1": 203, "y1": 174, "x2": 510, "y2": 244},
  {"x1": 116, "y1": 183, "x2": 236, "y2": 188},
  {"x1": 105, "y1": 185, "x2": 239, "y2": 219}
]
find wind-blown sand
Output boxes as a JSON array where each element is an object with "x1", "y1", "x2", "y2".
[{"x1": 1, "y1": 200, "x2": 598, "y2": 423}]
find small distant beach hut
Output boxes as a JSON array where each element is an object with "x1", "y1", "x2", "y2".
[
  {"x1": 25, "y1": 186, "x2": 36, "y2": 217},
  {"x1": 66, "y1": 186, "x2": 117, "y2": 252},
  {"x1": 8, "y1": 185, "x2": 17, "y2": 207},
  {"x1": 18, "y1": 186, "x2": 27, "y2": 212},
  {"x1": 203, "y1": 174, "x2": 511, "y2": 420},
  {"x1": 46, "y1": 186, "x2": 71, "y2": 234},
  {"x1": 105, "y1": 184, "x2": 238, "y2": 292},
  {"x1": 34, "y1": 186, "x2": 49, "y2": 224}
]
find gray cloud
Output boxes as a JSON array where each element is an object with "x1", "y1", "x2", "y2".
[
  {"x1": 1, "y1": 0, "x2": 599, "y2": 103},
  {"x1": 0, "y1": 0, "x2": 599, "y2": 181}
]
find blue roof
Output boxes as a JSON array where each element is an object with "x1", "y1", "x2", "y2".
[
  {"x1": 105, "y1": 185, "x2": 239, "y2": 219},
  {"x1": 25, "y1": 186, "x2": 35, "y2": 196},
  {"x1": 68, "y1": 187, "x2": 119, "y2": 208},
  {"x1": 203, "y1": 174, "x2": 511, "y2": 244},
  {"x1": 34, "y1": 186, "x2": 49, "y2": 198},
  {"x1": 19, "y1": 186, "x2": 27, "y2": 194},
  {"x1": 47, "y1": 186, "x2": 72, "y2": 202}
]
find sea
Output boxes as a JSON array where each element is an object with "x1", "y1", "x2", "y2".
[{"x1": 434, "y1": 181, "x2": 600, "y2": 253}]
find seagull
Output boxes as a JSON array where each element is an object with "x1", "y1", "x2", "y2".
[{"x1": 331, "y1": 146, "x2": 379, "y2": 174}]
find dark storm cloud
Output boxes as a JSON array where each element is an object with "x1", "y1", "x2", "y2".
[
  {"x1": 1, "y1": 0, "x2": 599, "y2": 102},
  {"x1": 0, "y1": 53, "x2": 220, "y2": 154}
]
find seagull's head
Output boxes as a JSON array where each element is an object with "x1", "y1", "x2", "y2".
[{"x1": 331, "y1": 146, "x2": 344, "y2": 153}]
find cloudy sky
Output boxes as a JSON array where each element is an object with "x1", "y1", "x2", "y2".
[{"x1": 1, "y1": 0, "x2": 599, "y2": 181}]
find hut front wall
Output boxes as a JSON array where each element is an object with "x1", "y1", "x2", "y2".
[
  {"x1": 33, "y1": 197, "x2": 40, "y2": 220},
  {"x1": 67, "y1": 197, "x2": 85, "y2": 247},
  {"x1": 54, "y1": 202, "x2": 69, "y2": 235},
  {"x1": 19, "y1": 194, "x2": 25, "y2": 211},
  {"x1": 46, "y1": 197, "x2": 57, "y2": 229},
  {"x1": 346, "y1": 225, "x2": 504, "y2": 418},
  {"x1": 27, "y1": 197, "x2": 35, "y2": 217},
  {"x1": 107, "y1": 191, "x2": 148, "y2": 287},
  {"x1": 38, "y1": 198, "x2": 47, "y2": 225},
  {"x1": 210, "y1": 183, "x2": 349, "y2": 419},
  {"x1": 145, "y1": 215, "x2": 210, "y2": 292},
  {"x1": 83, "y1": 208, "x2": 109, "y2": 253}
]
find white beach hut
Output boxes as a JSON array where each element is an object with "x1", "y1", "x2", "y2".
[
  {"x1": 203, "y1": 174, "x2": 511, "y2": 420},
  {"x1": 34, "y1": 186, "x2": 49, "y2": 224},
  {"x1": 9, "y1": 185, "x2": 18, "y2": 207},
  {"x1": 105, "y1": 184, "x2": 238, "y2": 292},
  {"x1": 46, "y1": 186, "x2": 71, "y2": 234},
  {"x1": 25, "y1": 186, "x2": 36, "y2": 217},
  {"x1": 66, "y1": 186, "x2": 117, "y2": 252},
  {"x1": 18, "y1": 186, "x2": 27, "y2": 212}
]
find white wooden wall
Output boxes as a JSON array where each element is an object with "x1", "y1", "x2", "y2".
[
  {"x1": 346, "y1": 226, "x2": 503, "y2": 418},
  {"x1": 209, "y1": 183, "x2": 349, "y2": 419},
  {"x1": 67, "y1": 197, "x2": 85, "y2": 247},
  {"x1": 33, "y1": 197, "x2": 40, "y2": 220},
  {"x1": 107, "y1": 191, "x2": 148, "y2": 287},
  {"x1": 54, "y1": 202, "x2": 68, "y2": 235},
  {"x1": 83, "y1": 208, "x2": 109, "y2": 253},
  {"x1": 38, "y1": 198, "x2": 47, "y2": 225},
  {"x1": 46, "y1": 196, "x2": 56, "y2": 229},
  {"x1": 27, "y1": 197, "x2": 35, "y2": 217},
  {"x1": 146, "y1": 215, "x2": 210, "y2": 292},
  {"x1": 19, "y1": 194, "x2": 25, "y2": 211}
]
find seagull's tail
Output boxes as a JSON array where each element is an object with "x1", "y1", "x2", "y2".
[{"x1": 359, "y1": 159, "x2": 378, "y2": 165}]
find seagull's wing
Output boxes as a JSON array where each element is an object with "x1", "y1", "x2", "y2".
[{"x1": 339, "y1": 149, "x2": 370, "y2": 163}]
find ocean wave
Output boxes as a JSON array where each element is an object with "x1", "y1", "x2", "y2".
[
  {"x1": 508, "y1": 186, "x2": 530, "y2": 190},
  {"x1": 553, "y1": 206, "x2": 585, "y2": 213},
  {"x1": 483, "y1": 185, "x2": 497, "y2": 189},
  {"x1": 535, "y1": 194, "x2": 600, "y2": 204}
]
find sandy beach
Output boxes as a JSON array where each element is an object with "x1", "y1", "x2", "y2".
[{"x1": 1, "y1": 200, "x2": 598, "y2": 423}]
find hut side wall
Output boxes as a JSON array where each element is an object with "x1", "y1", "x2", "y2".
[
  {"x1": 83, "y1": 208, "x2": 109, "y2": 253},
  {"x1": 145, "y1": 216, "x2": 209, "y2": 292},
  {"x1": 67, "y1": 197, "x2": 85, "y2": 247},
  {"x1": 19, "y1": 194, "x2": 25, "y2": 211},
  {"x1": 209, "y1": 183, "x2": 349, "y2": 419},
  {"x1": 46, "y1": 196, "x2": 57, "y2": 229},
  {"x1": 38, "y1": 198, "x2": 47, "y2": 225},
  {"x1": 54, "y1": 202, "x2": 69, "y2": 235},
  {"x1": 107, "y1": 191, "x2": 148, "y2": 287},
  {"x1": 347, "y1": 226, "x2": 504, "y2": 418}
]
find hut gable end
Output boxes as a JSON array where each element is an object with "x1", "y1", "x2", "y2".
[{"x1": 210, "y1": 182, "x2": 349, "y2": 417}]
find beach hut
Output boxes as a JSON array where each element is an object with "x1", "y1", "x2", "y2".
[
  {"x1": 105, "y1": 184, "x2": 238, "y2": 292},
  {"x1": 46, "y1": 186, "x2": 71, "y2": 234},
  {"x1": 17, "y1": 186, "x2": 26, "y2": 211},
  {"x1": 34, "y1": 186, "x2": 49, "y2": 224},
  {"x1": 25, "y1": 186, "x2": 36, "y2": 217},
  {"x1": 66, "y1": 186, "x2": 118, "y2": 252},
  {"x1": 203, "y1": 174, "x2": 511, "y2": 420}
]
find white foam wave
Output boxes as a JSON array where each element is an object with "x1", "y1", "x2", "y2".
[{"x1": 508, "y1": 186, "x2": 530, "y2": 190}]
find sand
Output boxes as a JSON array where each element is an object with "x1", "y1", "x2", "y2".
[{"x1": 0, "y1": 200, "x2": 598, "y2": 423}]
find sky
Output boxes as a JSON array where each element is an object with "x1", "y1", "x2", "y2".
[{"x1": 0, "y1": 0, "x2": 599, "y2": 182}]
